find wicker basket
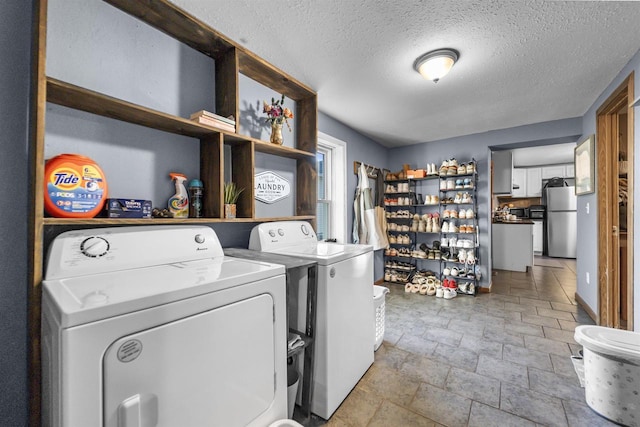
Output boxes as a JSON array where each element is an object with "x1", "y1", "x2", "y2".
[{"x1": 373, "y1": 285, "x2": 390, "y2": 351}]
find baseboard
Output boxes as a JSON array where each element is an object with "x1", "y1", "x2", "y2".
[
  {"x1": 374, "y1": 278, "x2": 385, "y2": 286},
  {"x1": 479, "y1": 279, "x2": 492, "y2": 293},
  {"x1": 575, "y1": 291, "x2": 598, "y2": 323}
]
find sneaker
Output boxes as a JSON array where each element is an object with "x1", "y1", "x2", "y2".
[
  {"x1": 436, "y1": 286, "x2": 444, "y2": 298},
  {"x1": 443, "y1": 288, "x2": 456, "y2": 299}
]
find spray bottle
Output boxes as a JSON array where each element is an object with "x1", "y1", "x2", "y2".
[{"x1": 168, "y1": 173, "x2": 189, "y2": 218}]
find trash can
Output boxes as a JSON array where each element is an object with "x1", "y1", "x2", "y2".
[
  {"x1": 287, "y1": 361, "x2": 299, "y2": 419},
  {"x1": 373, "y1": 285, "x2": 390, "y2": 351}
]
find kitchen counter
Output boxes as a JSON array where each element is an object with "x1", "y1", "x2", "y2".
[
  {"x1": 492, "y1": 222, "x2": 534, "y2": 272},
  {"x1": 493, "y1": 218, "x2": 534, "y2": 225}
]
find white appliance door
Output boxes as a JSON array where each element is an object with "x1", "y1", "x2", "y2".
[
  {"x1": 103, "y1": 294, "x2": 276, "y2": 427},
  {"x1": 314, "y1": 252, "x2": 374, "y2": 418},
  {"x1": 546, "y1": 186, "x2": 577, "y2": 211},
  {"x1": 547, "y1": 211, "x2": 577, "y2": 258}
]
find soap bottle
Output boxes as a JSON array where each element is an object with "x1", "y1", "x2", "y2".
[
  {"x1": 188, "y1": 179, "x2": 203, "y2": 218},
  {"x1": 168, "y1": 173, "x2": 189, "y2": 218}
]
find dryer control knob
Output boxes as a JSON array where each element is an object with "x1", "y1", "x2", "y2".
[
  {"x1": 301, "y1": 224, "x2": 309, "y2": 235},
  {"x1": 278, "y1": 229, "x2": 284, "y2": 236},
  {"x1": 194, "y1": 234, "x2": 205, "y2": 244},
  {"x1": 269, "y1": 230, "x2": 276, "y2": 237},
  {"x1": 80, "y1": 236, "x2": 110, "y2": 258}
]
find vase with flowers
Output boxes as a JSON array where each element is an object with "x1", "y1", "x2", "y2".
[{"x1": 263, "y1": 95, "x2": 294, "y2": 145}]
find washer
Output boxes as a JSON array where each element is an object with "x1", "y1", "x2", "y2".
[
  {"x1": 249, "y1": 221, "x2": 374, "y2": 419},
  {"x1": 41, "y1": 225, "x2": 288, "y2": 427}
]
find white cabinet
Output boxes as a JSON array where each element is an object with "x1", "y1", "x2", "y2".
[
  {"x1": 526, "y1": 168, "x2": 542, "y2": 197},
  {"x1": 565, "y1": 164, "x2": 575, "y2": 177},
  {"x1": 512, "y1": 168, "x2": 526, "y2": 197},
  {"x1": 493, "y1": 150, "x2": 513, "y2": 194},
  {"x1": 492, "y1": 223, "x2": 534, "y2": 272},
  {"x1": 532, "y1": 220, "x2": 543, "y2": 254},
  {"x1": 541, "y1": 165, "x2": 566, "y2": 179},
  {"x1": 511, "y1": 167, "x2": 541, "y2": 198},
  {"x1": 541, "y1": 164, "x2": 574, "y2": 179}
]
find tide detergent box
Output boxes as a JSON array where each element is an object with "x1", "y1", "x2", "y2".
[{"x1": 104, "y1": 199, "x2": 152, "y2": 218}]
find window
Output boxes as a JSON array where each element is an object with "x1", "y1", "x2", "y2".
[{"x1": 317, "y1": 132, "x2": 347, "y2": 242}]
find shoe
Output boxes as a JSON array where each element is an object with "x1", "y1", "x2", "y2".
[
  {"x1": 436, "y1": 286, "x2": 444, "y2": 298},
  {"x1": 440, "y1": 180, "x2": 448, "y2": 190},
  {"x1": 443, "y1": 267, "x2": 451, "y2": 276},
  {"x1": 451, "y1": 267, "x2": 459, "y2": 277},
  {"x1": 405, "y1": 283, "x2": 412, "y2": 292},
  {"x1": 417, "y1": 194, "x2": 424, "y2": 204},
  {"x1": 419, "y1": 284, "x2": 429, "y2": 295},
  {"x1": 441, "y1": 237, "x2": 449, "y2": 247},
  {"x1": 447, "y1": 180, "x2": 455, "y2": 190},
  {"x1": 443, "y1": 288, "x2": 454, "y2": 299},
  {"x1": 427, "y1": 283, "x2": 437, "y2": 296}
]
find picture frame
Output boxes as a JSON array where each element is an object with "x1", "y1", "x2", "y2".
[{"x1": 574, "y1": 134, "x2": 595, "y2": 195}]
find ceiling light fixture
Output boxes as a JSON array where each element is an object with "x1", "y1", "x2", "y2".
[{"x1": 413, "y1": 48, "x2": 459, "y2": 83}]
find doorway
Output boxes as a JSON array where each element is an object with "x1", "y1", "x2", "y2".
[{"x1": 596, "y1": 73, "x2": 634, "y2": 330}]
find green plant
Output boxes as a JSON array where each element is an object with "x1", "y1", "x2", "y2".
[{"x1": 224, "y1": 182, "x2": 245, "y2": 204}]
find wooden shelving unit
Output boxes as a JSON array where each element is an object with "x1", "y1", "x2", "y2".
[{"x1": 29, "y1": 0, "x2": 318, "y2": 422}]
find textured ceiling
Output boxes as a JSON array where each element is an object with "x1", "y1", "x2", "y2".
[{"x1": 172, "y1": 0, "x2": 640, "y2": 147}]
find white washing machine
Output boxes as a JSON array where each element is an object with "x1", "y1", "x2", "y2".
[
  {"x1": 249, "y1": 221, "x2": 374, "y2": 419},
  {"x1": 41, "y1": 225, "x2": 289, "y2": 427}
]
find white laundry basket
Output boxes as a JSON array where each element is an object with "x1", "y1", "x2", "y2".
[{"x1": 373, "y1": 285, "x2": 390, "y2": 351}]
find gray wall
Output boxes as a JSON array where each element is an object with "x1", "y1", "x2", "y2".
[
  {"x1": 318, "y1": 112, "x2": 390, "y2": 280},
  {"x1": 577, "y1": 47, "x2": 640, "y2": 330},
  {"x1": 0, "y1": 0, "x2": 33, "y2": 423},
  {"x1": 389, "y1": 118, "x2": 582, "y2": 289}
]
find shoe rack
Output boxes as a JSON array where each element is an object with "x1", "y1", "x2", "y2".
[{"x1": 383, "y1": 159, "x2": 480, "y2": 296}]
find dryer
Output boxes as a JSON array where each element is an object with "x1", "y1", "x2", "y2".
[
  {"x1": 41, "y1": 225, "x2": 288, "y2": 427},
  {"x1": 249, "y1": 221, "x2": 374, "y2": 419}
]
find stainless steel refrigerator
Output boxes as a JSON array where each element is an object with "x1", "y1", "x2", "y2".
[{"x1": 546, "y1": 186, "x2": 577, "y2": 258}]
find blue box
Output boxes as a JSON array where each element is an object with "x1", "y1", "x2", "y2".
[{"x1": 104, "y1": 199, "x2": 152, "y2": 218}]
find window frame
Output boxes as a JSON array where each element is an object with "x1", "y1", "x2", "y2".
[{"x1": 317, "y1": 132, "x2": 347, "y2": 243}]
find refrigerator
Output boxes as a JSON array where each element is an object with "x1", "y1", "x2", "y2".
[{"x1": 546, "y1": 186, "x2": 577, "y2": 258}]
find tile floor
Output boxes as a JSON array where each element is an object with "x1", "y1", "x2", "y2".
[{"x1": 297, "y1": 258, "x2": 619, "y2": 427}]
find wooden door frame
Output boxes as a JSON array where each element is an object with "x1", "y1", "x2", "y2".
[{"x1": 596, "y1": 73, "x2": 634, "y2": 329}]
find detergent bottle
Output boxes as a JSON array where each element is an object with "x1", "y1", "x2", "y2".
[{"x1": 168, "y1": 173, "x2": 189, "y2": 218}]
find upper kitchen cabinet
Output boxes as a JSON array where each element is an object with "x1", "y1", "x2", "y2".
[
  {"x1": 541, "y1": 164, "x2": 573, "y2": 179},
  {"x1": 525, "y1": 167, "x2": 542, "y2": 197},
  {"x1": 510, "y1": 167, "x2": 542, "y2": 198},
  {"x1": 492, "y1": 150, "x2": 513, "y2": 195},
  {"x1": 512, "y1": 168, "x2": 526, "y2": 197}
]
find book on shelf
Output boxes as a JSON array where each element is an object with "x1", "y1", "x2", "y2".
[
  {"x1": 190, "y1": 110, "x2": 235, "y2": 125},
  {"x1": 191, "y1": 115, "x2": 236, "y2": 132}
]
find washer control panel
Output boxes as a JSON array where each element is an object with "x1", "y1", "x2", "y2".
[
  {"x1": 249, "y1": 221, "x2": 317, "y2": 251},
  {"x1": 45, "y1": 226, "x2": 224, "y2": 280}
]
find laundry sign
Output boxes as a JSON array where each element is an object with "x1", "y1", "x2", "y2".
[{"x1": 254, "y1": 171, "x2": 291, "y2": 204}]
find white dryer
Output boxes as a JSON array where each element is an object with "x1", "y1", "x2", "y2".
[
  {"x1": 41, "y1": 225, "x2": 289, "y2": 427},
  {"x1": 249, "y1": 221, "x2": 374, "y2": 419}
]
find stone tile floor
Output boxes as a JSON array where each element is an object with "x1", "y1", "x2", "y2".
[{"x1": 296, "y1": 258, "x2": 619, "y2": 427}]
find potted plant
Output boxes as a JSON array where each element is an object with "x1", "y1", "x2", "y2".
[{"x1": 223, "y1": 182, "x2": 244, "y2": 219}]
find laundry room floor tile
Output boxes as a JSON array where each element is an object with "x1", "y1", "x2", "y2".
[{"x1": 296, "y1": 258, "x2": 602, "y2": 427}]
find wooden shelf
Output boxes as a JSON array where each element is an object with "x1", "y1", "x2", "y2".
[
  {"x1": 46, "y1": 77, "x2": 243, "y2": 139},
  {"x1": 253, "y1": 139, "x2": 315, "y2": 159},
  {"x1": 43, "y1": 215, "x2": 315, "y2": 226}
]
